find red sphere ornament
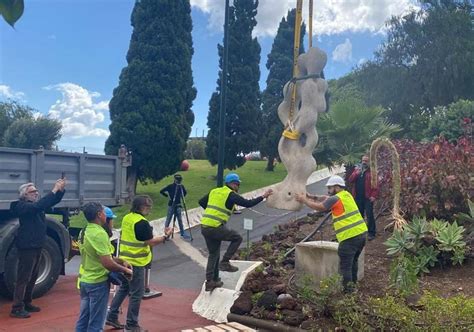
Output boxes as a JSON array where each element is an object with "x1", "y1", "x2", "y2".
[{"x1": 180, "y1": 160, "x2": 190, "y2": 171}]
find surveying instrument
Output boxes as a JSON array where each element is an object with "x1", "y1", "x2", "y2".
[{"x1": 168, "y1": 174, "x2": 193, "y2": 241}]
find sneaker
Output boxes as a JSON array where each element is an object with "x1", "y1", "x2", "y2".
[
  {"x1": 10, "y1": 309, "x2": 31, "y2": 319},
  {"x1": 24, "y1": 304, "x2": 41, "y2": 312},
  {"x1": 205, "y1": 280, "x2": 224, "y2": 292},
  {"x1": 124, "y1": 325, "x2": 148, "y2": 332},
  {"x1": 219, "y1": 261, "x2": 238, "y2": 272},
  {"x1": 105, "y1": 317, "x2": 124, "y2": 329},
  {"x1": 180, "y1": 234, "x2": 191, "y2": 240},
  {"x1": 368, "y1": 234, "x2": 376, "y2": 241}
]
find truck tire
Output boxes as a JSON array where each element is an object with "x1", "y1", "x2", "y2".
[{"x1": 0, "y1": 237, "x2": 62, "y2": 299}]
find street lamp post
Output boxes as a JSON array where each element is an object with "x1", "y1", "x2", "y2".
[{"x1": 217, "y1": 0, "x2": 230, "y2": 187}]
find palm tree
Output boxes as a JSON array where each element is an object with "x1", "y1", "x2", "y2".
[{"x1": 314, "y1": 97, "x2": 400, "y2": 170}]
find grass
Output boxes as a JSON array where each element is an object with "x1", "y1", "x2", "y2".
[{"x1": 69, "y1": 160, "x2": 288, "y2": 229}]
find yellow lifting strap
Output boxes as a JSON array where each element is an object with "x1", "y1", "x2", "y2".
[{"x1": 282, "y1": 0, "x2": 303, "y2": 140}]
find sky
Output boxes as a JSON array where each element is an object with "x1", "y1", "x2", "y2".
[{"x1": 0, "y1": 0, "x2": 418, "y2": 154}]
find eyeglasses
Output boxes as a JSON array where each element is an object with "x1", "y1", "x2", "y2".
[{"x1": 27, "y1": 189, "x2": 39, "y2": 194}]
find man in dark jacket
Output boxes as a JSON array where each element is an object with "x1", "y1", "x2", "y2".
[
  {"x1": 348, "y1": 155, "x2": 378, "y2": 240},
  {"x1": 159, "y1": 174, "x2": 190, "y2": 239},
  {"x1": 9, "y1": 179, "x2": 66, "y2": 318}
]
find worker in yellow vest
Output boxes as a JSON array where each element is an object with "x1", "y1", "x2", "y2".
[
  {"x1": 295, "y1": 175, "x2": 368, "y2": 293},
  {"x1": 199, "y1": 173, "x2": 273, "y2": 292},
  {"x1": 106, "y1": 195, "x2": 172, "y2": 332}
]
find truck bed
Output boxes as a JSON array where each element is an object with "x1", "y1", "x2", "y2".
[{"x1": 0, "y1": 147, "x2": 128, "y2": 210}]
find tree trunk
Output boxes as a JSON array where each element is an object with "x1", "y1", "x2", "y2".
[
  {"x1": 126, "y1": 167, "x2": 138, "y2": 202},
  {"x1": 265, "y1": 156, "x2": 275, "y2": 171}
]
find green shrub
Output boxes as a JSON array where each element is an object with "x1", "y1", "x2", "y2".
[{"x1": 389, "y1": 255, "x2": 419, "y2": 296}]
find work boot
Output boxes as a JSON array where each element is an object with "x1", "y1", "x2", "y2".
[
  {"x1": 124, "y1": 325, "x2": 148, "y2": 332},
  {"x1": 219, "y1": 261, "x2": 238, "y2": 272},
  {"x1": 105, "y1": 317, "x2": 124, "y2": 329},
  {"x1": 10, "y1": 309, "x2": 31, "y2": 318},
  {"x1": 205, "y1": 280, "x2": 224, "y2": 292},
  {"x1": 24, "y1": 304, "x2": 41, "y2": 312}
]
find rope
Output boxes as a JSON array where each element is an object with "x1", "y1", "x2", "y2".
[
  {"x1": 369, "y1": 138, "x2": 407, "y2": 231},
  {"x1": 308, "y1": 0, "x2": 313, "y2": 48},
  {"x1": 286, "y1": 0, "x2": 303, "y2": 136},
  {"x1": 289, "y1": 73, "x2": 320, "y2": 83},
  {"x1": 245, "y1": 207, "x2": 292, "y2": 218}
]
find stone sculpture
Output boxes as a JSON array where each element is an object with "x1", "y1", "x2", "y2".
[{"x1": 266, "y1": 47, "x2": 328, "y2": 210}]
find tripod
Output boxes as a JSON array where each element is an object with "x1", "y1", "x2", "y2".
[{"x1": 170, "y1": 184, "x2": 193, "y2": 241}]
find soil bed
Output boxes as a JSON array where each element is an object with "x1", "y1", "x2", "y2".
[{"x1": 232, "y1": 211, "x2": 474, "y2": 330}]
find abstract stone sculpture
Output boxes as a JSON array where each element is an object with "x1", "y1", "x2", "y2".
[{"x1": 266, "y1": 47, "x2": 328, "y2": 210}]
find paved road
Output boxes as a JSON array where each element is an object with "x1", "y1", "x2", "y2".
[
  {"x1": 61, "y1": 177, "x2": 329, "y2": 292},
  {"x1": 144, "y1": 177, "x2": 329, "y2": 290}
]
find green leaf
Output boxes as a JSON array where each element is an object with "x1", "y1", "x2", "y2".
[
  {"x1": 0, "y1": 0, "x2": 24, "y2": 27},
  {"x1": 384, "y1": 229, "x2": 414, "y2": 256},
  {"x1": 435, "y1": 221, "x2": 466, "y2": 252}
]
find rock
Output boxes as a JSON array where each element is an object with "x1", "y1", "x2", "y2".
[
  {"x1": 301, "y1": 320, "x2": 319, "y2": 330},
  {"x1": 272, "y1": 283, "x2": 287, "y2": 294},
  {"x1": 264, "y1": 310, "x2": 278, "y2": 321},
  {"x1": 282, "y1": 309, "x2": 305, "y2": 326},
  {"x1": 282, "y1": 257, "x2": 295, "y2": 266},
  {"x1": 257, "y1": 290, "x2": 278, "y2": 310},
  {"x1": 277, "y1": 294, "x2": 297, "y2": 310},
  {"x1": 230, "y1": 292, "x2": 253, "y2": 315}
]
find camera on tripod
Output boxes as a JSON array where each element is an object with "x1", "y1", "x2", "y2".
[{"x1": 174, "y1": 174, "x2": 183, "y2": 184}]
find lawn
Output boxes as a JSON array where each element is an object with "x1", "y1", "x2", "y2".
[{"x1": 69, "y1": 160, "x2": 288, "y2": 229}]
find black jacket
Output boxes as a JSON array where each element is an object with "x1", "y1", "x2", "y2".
[
  {"x1": 160, "y1": 183, "x2": 187, "y2": 206},
  {"x1": 10, "y1": 191, "x2": 65, "y2": 249},
  {"x1": 199, "y1": 186, "x2": 263, "y2": 210}
]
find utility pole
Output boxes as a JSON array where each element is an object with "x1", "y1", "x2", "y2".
[{"x1": 217, "y1": 0, "x2": 230, "y2": 187}]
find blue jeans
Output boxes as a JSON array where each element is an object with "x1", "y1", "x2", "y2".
[
  {"x1": 107, "y1": 266, "x2": 145, "y2": 328},
  {"x1": 76, "y1": 281, "x2": 109, "y2": 332},
  {"x1": 165, "y1": 205, "x2": 185, "y2": 236}
]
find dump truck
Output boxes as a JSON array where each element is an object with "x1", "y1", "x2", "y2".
[{"x1": 0, "y1": 146, "x2": 130, "y2": 298}]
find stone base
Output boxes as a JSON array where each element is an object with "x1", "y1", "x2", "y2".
[{"x1": 295, "y1": 241, "x2": 364, "y2": 287}]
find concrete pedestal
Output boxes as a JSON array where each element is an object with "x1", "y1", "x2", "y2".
[{"x1": 295, "y1": 241, "x2": 364, "y2": 287}]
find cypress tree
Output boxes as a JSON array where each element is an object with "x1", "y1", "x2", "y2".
[
  {"x1": 206, "y1": 0, "x2": 261, "y2": 169},
  {"x1": 259, "y1": 9, "x2": 305, "y2": 171},
  {"x1": 105, "y1": 0, "x2": 196, "y2": 194}
]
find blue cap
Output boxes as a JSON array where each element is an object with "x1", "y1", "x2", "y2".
[
  {"x1": 104, "y1": 207, "x2": 116, "y2": 219},
  {"x1": 224, "y1": 173, "x2": 241, "y2": 184}
]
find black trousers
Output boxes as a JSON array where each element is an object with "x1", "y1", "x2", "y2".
[
  {"x1": 12, "y1": 248, "x2": 42, "y2": 311},
  {"x1": 201, "y1": 225, "x2": 242, "y2": 282},
  {"x1": 338, "y1": 233, "x2": 366, "y2": 292},
  {"x1": 356, "y1": 197, "x2": 376, "y2": 236}
]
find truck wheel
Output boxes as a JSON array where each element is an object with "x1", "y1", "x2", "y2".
[{"x1": 0, "y1": 237, "x2": 62, "y2": 299}]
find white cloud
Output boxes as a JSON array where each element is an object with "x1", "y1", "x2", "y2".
[
  {"x1": 191, "y1": 0, "x2": 418, "y2": 37},
  {"x1": 358, "y1": 57, "x2": 368, "y2": 66},
  {"x1": 0, "y1": 84, "x2": 26, "y2": 100},
  {"x1": 44, "y1": 83, "x2": 109, "y2": 138},
  {"x1": 332, "y1": 39, "x2": 352, "y2": 64}
]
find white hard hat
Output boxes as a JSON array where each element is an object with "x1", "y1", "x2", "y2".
[{"x1": 326, "y1": 175, "x2": 346, "y2": 187}]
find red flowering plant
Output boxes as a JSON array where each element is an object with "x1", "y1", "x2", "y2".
[{"x1": 375, "y1": 137, "x2": 473, "y2": 220}]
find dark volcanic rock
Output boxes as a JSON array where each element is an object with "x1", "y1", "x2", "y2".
[
  {"x1": 230, "y1": 292, "x2": 253, "y2": 315},
  {"x1": 256, "y1": 290, "x2": 278, "y2": 310},
  {"x1": 301, "y1": 319, "x2": 319, "y2": 330},
  {"x1": 272, "y1": 283, "x2": 287, "y2": 294},
  {"x1": 282, "y1": 309, "x2": 305, "y2": 326}
]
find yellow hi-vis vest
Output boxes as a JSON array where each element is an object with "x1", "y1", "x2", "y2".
[
  {"x1": 119, "y1": 212, "x2": 152, "y2": 267},
  {"x1": 332, "y1": 190, "x2": 368, "y2": 242},
  {"x1": 201, "y1": 186, "x2": 234, "y2": 227}
]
